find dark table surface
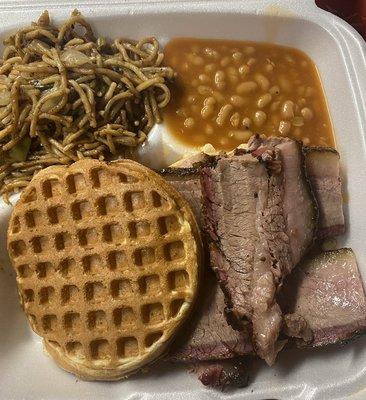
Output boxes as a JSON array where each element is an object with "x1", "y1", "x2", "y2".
[{"x1": 316, "y1": 0, "x2": 366, "y2": 39}]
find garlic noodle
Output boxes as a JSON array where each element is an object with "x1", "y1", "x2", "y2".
[{"x1": 0, "y1": 10, "x2": 174, "y2": 201}]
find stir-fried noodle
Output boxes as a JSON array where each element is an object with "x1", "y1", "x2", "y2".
[{"x1": 0, "y1": 10, "x2": 174, "y2": 201}]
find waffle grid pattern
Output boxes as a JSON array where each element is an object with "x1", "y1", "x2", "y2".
[{"x1": 8, "y1": 160, "x2": 198, "y2": 370}]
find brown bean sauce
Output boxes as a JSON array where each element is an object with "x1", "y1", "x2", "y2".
[{"x1": 163, "y1": 38, "x2": 335, "y2": 150}]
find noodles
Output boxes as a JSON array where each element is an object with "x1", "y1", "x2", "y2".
[{"x1": 0, "y1": 9, "x2": 174, "y2": 200}]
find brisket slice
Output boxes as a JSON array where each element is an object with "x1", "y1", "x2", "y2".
[
  {"x1": 165, "y1": 141, "x2": 344, "y2": 242},
  {"x1": 248, "y1": 135, "x2": 318, "y2": 265},
  {"x1": 168, "y1": 270, "x2": 251, "y2": 362},
  {"x1": 281, "y1": 248, "x2": 366, "y2": 347},
  {"x1": 304, "y1": 147, "x2": 345, "y2": 239},
  {"x1": 163, "y1": 167, "x2": 251, "y2": 362},
  {"x1": 164, "y1": 166, "x2": 251, "y2": 390},
  {"x1": 171, "y1": 248, "x2": 366, "y2": 389},
  {"x1": 168, "y1": 247, "x2": 366, "y2": 361},
  {"x1": 162, "y1": 164, "x2": 364, "y2": 388},
  {"x1": 201, "y1": 152, "x2": 294, "y2": 365}
]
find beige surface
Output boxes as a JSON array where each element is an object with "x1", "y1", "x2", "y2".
[{"x1": 7, "y1": 158, "x2": 202, "y2": 380}]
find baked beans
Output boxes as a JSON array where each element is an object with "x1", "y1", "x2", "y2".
[{"x1": 164, "y1": 38, "x2": 334, "y2": 149}]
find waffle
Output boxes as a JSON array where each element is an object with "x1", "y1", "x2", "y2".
[{"x1": 7, "y1": 158, "x2": 202, "y2": 380}]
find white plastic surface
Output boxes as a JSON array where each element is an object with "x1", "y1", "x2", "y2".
[{"x1": 1, "y1": 1, "x2": 366, "y2": 399}]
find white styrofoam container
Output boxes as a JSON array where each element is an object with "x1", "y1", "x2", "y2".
[{"x1": 0, "y1": 1, "x2": 366, "y2": 399}]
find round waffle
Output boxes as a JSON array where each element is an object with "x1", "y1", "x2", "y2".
[{"x1": 7, "y1": 159, "x2": 202, "y2": 380}]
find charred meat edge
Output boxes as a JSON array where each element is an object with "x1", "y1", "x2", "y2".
[
  {"x1": 303, "y1": 146, "x2": 345, "y2": 239},
  {"x1": 195, "y1": 359, "x2": 249, "y2": 389}
]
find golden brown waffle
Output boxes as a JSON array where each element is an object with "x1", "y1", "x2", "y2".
[{"x1": 7, "y1": 159, "x2": 202, "y2": 380}]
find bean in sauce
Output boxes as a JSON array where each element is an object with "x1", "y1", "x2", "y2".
[{"x1": 164, "y1": 38, "x2": 335, "y2": 149}]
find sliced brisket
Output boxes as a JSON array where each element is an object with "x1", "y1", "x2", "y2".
[
  {"x1": 164, "y1": 167, "x2": 252, "y2": 362},
  {"x1": 304, "y1": 147, "x2": 345, "y2": 238},
  {"x1": 162, "y1": 143, "x2": 353, "y2": 373},
  {"x1": 248, "y1": 135, "x2": 318, "y2": 265},
  {"x1": 165, "y1": 167, "x2": 251, "y2": 388},
  {"x1": 169, "y1": 247, "x2": 366, "y2": 392},
  {"x1": 281, "y1": 248, "x2": 366, "y2": 347},
  {"x1": 201, "y1": 152, "x2": 296, "y2": 365},
  {"x1": 165, "y1": 141, "x2": 345, "y2": 242},
  {"x1": 168, "y1": 267, "x2": 252, "y2": 362}
]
